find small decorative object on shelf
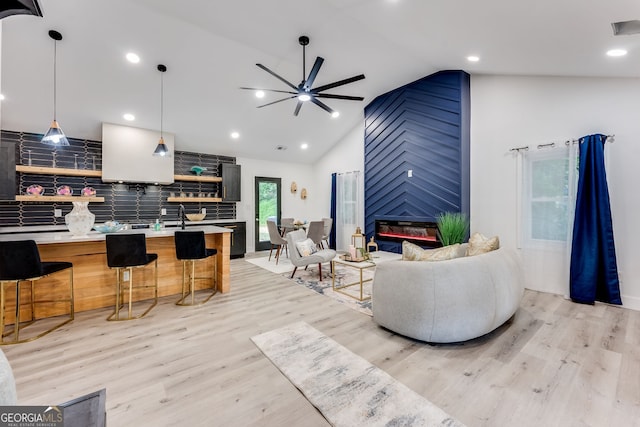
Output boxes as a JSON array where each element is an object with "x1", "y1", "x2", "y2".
[
  {"x1": 74, "y1": 154, "x2": 79, "y2": 169},
  {"x1": 26, "y1": 184, "x2": 44, "y2": 196},
  {"x1": 27, "y1": 150, "x2": 32, "y2": 166},
  {"x1": 92, "y1": 155, "x2": 96, "y2": 170},
  {"x1": 81, "y1": 186, "x2": 96, "y2": 197},
  {"x1": 190, "y1": 166, "x2": 207, "y2": 176},
  {"x1": 56, "y1": 185, "x2": 73, "y2": 196},
  {"x1": 65, "y1": 201, "x2": 95, "y2": 237}
]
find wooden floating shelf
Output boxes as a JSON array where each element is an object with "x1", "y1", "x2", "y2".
[
  {"x1": 167, "y1": 197, "x2": 222, "y2": 203},
  {"x1": 16, "y1": 165, "x2": 102, "y2": 177},
  {"x1": 173, "y1": 174, "x2": 222, "y2": 183},
  {"x1": 15, "y1": 195, "x2": 105, "y2": 202}
]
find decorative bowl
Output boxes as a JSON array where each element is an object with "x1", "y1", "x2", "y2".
[
  {"x1": 56, "y1": 185, "x2": 73, "y2": 196},
  {"x1": 26, "y1": 184, "x2": 44, "y2": 196},
  {"x1": 93, "y1": 221, "x2": 125, "y2": 233},
  {"x1": 186, "y1": 213, "x2": 206, "y2": 221},
  {"x1": 81, "y1": 186, "x2": 97, "y2": 197},
  {"x1": 190, "y1": 166, "x2": 207, "y2": 176}
]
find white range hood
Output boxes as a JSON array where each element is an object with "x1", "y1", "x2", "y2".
[{"x1": 101, "y1": 123, "x2": 175, "y2": 185}]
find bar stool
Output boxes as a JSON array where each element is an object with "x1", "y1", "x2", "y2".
[
  {"x1": 174, "y1": 231, "x2": 217, "y2": 306},
  {"x1": 105, "y1": 234, "x2": 158, "y2": 321},
  {"x1": 0, "y1": 240, "x2": 74, "y2": 344}
]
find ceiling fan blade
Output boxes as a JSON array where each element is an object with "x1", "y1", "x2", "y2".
[
  {"x1": 303, "y1": 57, "x2": 324, "y2": 91},
  {"x1": 311, "y1": 97, "x2": 335, "y2": 114},
  {"x1": 315, "y1": 93, "x2": 365, "y2": 101},
  {"x1": 256, "y1": 64, "x2": 298, "y2": 91},
  {"x1": 257, "y1": 95, "x2": 297, "y2": 108},
  {"x1": 240, "y1": 87, "x2": 297, "y2": 95},
  {"x1": 293, "y1": 101, "x2": 303, "y2": 116},
  {"x1": 312, "y1": 74, "x2": 365, "y2": 93}
]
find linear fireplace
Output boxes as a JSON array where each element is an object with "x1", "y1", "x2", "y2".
[{"x1": 375, "y1": 218, "x2": 441, "y2": 248}]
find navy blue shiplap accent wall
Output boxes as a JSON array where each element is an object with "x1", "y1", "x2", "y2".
[
  {"x1": 0, "y1": 130, "x2": 236, "y2": 227},
  {"x1": 364, "y1": 70, "x2": 470, "y2": 253}
]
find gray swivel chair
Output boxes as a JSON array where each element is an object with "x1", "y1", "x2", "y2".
[
  {"x1": 286, "y1": 229, "x2": 336, "y2": 279},
  {"x1": 280, "y1": 217, "x2": 295, "y2": 235}
]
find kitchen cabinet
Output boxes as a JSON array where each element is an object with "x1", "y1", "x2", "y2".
[
  {"x1": 220, "y1": 163, "x2": 241, "y2": 202},
  {"x1": 218, "y1": 221, "x2": 246, "y2": 258},
  {"x1": 0, "y1": 141, "x2": 16, "y2": 201}
]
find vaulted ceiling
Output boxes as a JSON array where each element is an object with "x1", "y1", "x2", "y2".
[{"x1": 2, "y1": 0, "x2": 639, "y2": 163}]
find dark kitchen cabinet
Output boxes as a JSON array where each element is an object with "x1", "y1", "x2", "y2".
[
  {"x1": 218, "y1": 221, "x2": 246, "y2": 258},
  {"x1": 220, "y1": 163, "x2": 241, "y2": 202}
]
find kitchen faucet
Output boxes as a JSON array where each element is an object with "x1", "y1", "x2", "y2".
[{"x1": 178, "y1": 204, "x2": 186, "y2": 230}]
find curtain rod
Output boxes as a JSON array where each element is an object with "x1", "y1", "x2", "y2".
[{"x1": 510, "y1": 134, "x2": 615, "y2": 152}]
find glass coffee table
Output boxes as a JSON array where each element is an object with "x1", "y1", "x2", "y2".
[{"x1": 332, "y1": 257, "x2": 375, "y2": 301}]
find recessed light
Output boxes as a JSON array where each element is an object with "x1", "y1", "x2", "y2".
[
  {"x1": 0, "y1": 94, "x2": 5, "y2": 101},
  {"x1": 123, "y1": 113, "x2": 135, "y2": 121},
  {"x1": 607, "y1": 49, "x2": 627, "y2": 57},
  {"x1": 255, "y1": 90, "x2": 265, "y2": 98},
  {"x1": 126, "y1": 52, "x2": 140, "y2": 63},
  {"x1": 298, "y1": 94, "x2": 311, "y2": 102},
  {"x1": 230, "y1": 131, "x2": 240, "y2": 139},
  {"x1": 467, "y1": 55, "x2": 480, "y2": 62},
  {"x1": 331, "y1": 111, "x2": 340, "y2": 118},
  {"x1": 300, "y1": 143, "x2": 309, "y2": 150}
]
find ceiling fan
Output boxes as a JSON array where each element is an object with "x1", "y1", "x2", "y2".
[{"x1": 241, "y1": 35, "x2": 365, "y2": 116}]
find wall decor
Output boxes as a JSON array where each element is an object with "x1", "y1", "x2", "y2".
[
  {"x1": 301, "y1": 188, "x2": 307, "y2": 199},
  {"x1": 290, "y1": 181, "x2": 297, "y2": 193}
]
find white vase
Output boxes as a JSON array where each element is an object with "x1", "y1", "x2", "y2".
[{"x1": 65, "y1": 201, "x2": 95, "y2": 237}]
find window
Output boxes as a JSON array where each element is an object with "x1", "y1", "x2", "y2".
[{"x1": 521, "y1": 148, "x2": 577, "y2": 247}]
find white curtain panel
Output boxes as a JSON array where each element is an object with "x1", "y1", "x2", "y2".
[
  {"x1": 518, "y1": 142, "x2": 579, "y2": 282},
  {"x1": 335, "y1": 171, "x2": 360, "y2": 251}
]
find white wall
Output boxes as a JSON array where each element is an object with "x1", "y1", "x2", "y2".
[
  {"x1": 471, "y1": 74, "x2": 640, "y2": 310},
  {"x1": 236, "y1": 156, "x2": 322, "y2": 253},
  {"x1": 313, "y1": 120, "x2": 366, "y2": 236}
]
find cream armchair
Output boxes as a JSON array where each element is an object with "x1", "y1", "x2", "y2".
[{"x1": 286, "y1": 229, "x2": 336, "y2": 279}]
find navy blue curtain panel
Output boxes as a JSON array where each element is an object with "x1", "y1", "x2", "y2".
[
  {"x1": 569, "y1": 134, "x2": 621, "y2": 305},
  {"x1": 330, "y1": 173, "x2": 337, "y2": 250}
]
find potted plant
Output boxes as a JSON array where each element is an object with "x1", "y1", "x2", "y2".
[{"x1": 436, "y1": 212, "x2": 469, "y2": 246}]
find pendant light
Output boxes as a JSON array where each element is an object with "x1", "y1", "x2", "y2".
[
  {"x1": 41, "y1": 30, "x2": 69, "y2": 146},
  {"x1": 153, "y1": 64, "x2": 169, "y2": 156}
]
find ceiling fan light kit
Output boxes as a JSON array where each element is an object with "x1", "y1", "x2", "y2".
[{"x1": 241, "y1": 35, "x2": 365, "y2": 116}]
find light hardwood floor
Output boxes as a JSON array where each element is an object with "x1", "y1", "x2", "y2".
[{"x1": 3, "y1": 258, "x2": 640, "y2": 427}]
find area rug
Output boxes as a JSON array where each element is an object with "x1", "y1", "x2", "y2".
[
  {"x1": 246, "y1": 254, "x2": 294, "y2": 274},
  {"x1": 285, "y1": 265, "x2": 374, "y2": 316},
  {"x1": 251, "y1": 321, "x2": 465, "y2": 427}
]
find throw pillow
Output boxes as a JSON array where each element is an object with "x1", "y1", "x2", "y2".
[
  {"x1": 295, "y1": 238, "x2": 318, "y2": 257},
  {"x1": 402, "y1": 241, "x2": 462, "y2": 262},
  {"x1": 466, "y1": 232, "x2": 500, "y2": 256}
]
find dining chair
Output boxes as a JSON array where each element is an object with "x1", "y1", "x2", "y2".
[
  {"x1": 306, "y1": 221, "x2": 325, "y2": 249},
  {"x1": 267, "y1": 220, "x2": 288, "y2": 264},
  {"x1": 321, "y1": 217, "x2": 333, "y2": 249},
  {"x1": 280, "y1": 217, "x2": 295, "y2": 236}
]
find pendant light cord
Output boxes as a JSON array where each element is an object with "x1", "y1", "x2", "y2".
[
  {"x1": 53, "y1": 39, "x2": 57, "y2": 121},
  {"x1": 160, "y1": 71, "x2": 163, "y2": 138}
]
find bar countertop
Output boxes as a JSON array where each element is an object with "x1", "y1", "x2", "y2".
[{"x1": 0, "y1": 225, "x2": 232, "y2": 245}]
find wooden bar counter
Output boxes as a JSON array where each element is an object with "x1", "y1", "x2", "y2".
[{"x1": 0, "y1": 226, "x2": 231, "y2": 319}]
